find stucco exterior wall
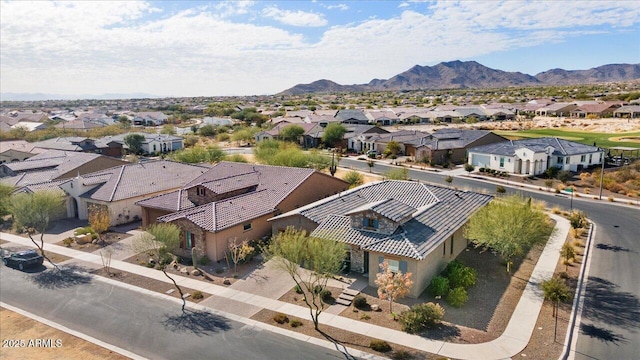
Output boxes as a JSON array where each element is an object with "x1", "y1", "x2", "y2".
[
  {"x1": 205, "y1": 212, "x2": 275, "y2": 262},
  {"x1": 277, "y1": 172, "x2": 348, "y2": 212},
  {"x1": 367, "y1": 228, "x2": 468, "y2": 298},
  {"x1": 270, "y1": 214, "x2": 320, "y2": 234}
]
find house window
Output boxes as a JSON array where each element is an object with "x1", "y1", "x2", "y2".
[
  {"x1": 387, "y1": 259, "x2": 400, "y2": 273},
  {"x1": 243, "y1": 223, "x2": 252, "y2": 231},
  {"x1": 589, "y1": 154, "x2": 593, "y2": 164},
  {"x1": 450, "y1": 235, "x2": 454, "y2": 255},
  {"x1": 580, "y1": 155, "x2": 586, "y2": 162},
  {"x1": 153, "y1": 144, "x2": 157, "y2": 151},
  {"x1": 557, "y1": 156, "x2": 563, "y2": 164},
  {"x1": 197, "y1": 187, "x2": 205, "y2": 196},
  {"x1": 566, "y1": 157, "x2": 570, "y2": 164},
  {"x1": 185, "y1": 231, "x2": 195, "y2": 249},
  {"x1": 443, "y1": 242, "x2": 446, "y2": 256},
  {"x1": 499, "y1": 157, "x2": 505, "y2": 168},
  {"x1": 363, "y1": 218, "x2": 379, "y2": 229}
]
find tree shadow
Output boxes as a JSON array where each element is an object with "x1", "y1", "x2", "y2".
[
  {"x1": 595, "y1": 243, "x2": 636, "y2": 253},
  {"x1": 420, "y1": 323, "x2": 461, "y2": 341},
  {"x1": 161, "y1": 309, "x2": 231, "y2": 336},
  {"x1": 317, "y1": 329, "x2": 358, "y2": 360},
  {"x1": 580, "y1": 323, "x2": 628, "y2": 345},
  {"x1": 582, "y1": 276, "x2": 640, "y2": 330},
  {"x1": 29, "y1": 264, "x2": 92, "y2": 289}
]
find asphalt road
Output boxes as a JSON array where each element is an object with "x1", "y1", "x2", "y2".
[
  {"x1": 0, "y1": 266, "x2": 350, "y2": 360},
  {"x1": 340, "y1": 157, "x2": 640, "y2": 359}
]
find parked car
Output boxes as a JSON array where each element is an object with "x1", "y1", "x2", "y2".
[{"x1": 2, "y1": 249, "x2": 44, "y2": 270}]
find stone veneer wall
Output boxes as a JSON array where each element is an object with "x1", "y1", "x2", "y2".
[
  {"x1": 350, "y1": 210, "x2": 397, "y2": 235},
  {"x1": 186, "y1": 185, "x2": 256, "y2": 207},
  {"x1": 350, "y1": 246, "x2": 365, "y2": 273},
  {"x1": 171, "y1": 218, "x2": 207, "y2": 261}
]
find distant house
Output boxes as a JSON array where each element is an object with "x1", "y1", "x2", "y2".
[
  {"x1": 365, "y1": 109, "x2": 399, "y2": 126},
  {"x1": 94, "y1": 133, "x2": 184, "y2": 155},
  {"x1": 613, "y1": 105, "x2": 640, "y2": 119},
  {"x1": 29, "y1": 137, "x2": 98, "y2": 153},
  {"x1": 467, "y1": 137, "x2": 604, "y2": 175},
  {"x1": 346, "y1": 125, "x2": 390, "y2": 153},
  {"x1": 335, "y1": 109, "x2": 369, "y2": 125},
  {"x1": 0, "y1": 149, "x2": 34, "y2": 164},
  {"x1": 0, "y1": 150, "x2": 127, "y2": 187},
  {"x1": 406, "y1": 129, "x2": 506, "y2": 164},
  {"x1": 61, "y1": 160, "x2": 211, "y2": 225},
  {"x1": 132, "y1": 112, "x2": 168, "y2": 126},
  {"x1": 570, "y1": 103, "x2": 621, "y2": 118},
  {"x1": 535, "y1": 102, "x2": 579, "y2": 117},
  {"x1": 270, "y1": 180, "x2": 493, "y2": 297},
  {"x1": 137, "y1": 162, "x2": 349, "y2": 262}
]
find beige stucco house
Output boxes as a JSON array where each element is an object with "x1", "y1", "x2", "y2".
[
  {"x1": 137, "y1": 162, "x2": 349, "y2": 262},
  {"x1": 269, "y1": 180, "x2": 493, "y2": 298}
]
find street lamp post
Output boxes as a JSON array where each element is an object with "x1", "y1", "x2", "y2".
[{"x1": 598, "y1": 150, "x2": 605, "y2": 200}]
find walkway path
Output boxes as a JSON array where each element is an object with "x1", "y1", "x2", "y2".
[{"x1": 0, "y1": 214, "x2": 570, "y2": 360}]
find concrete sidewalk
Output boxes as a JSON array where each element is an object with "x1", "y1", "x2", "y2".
[{"x1": 1, "y1": 214, "x2": 569, "y2": 360}]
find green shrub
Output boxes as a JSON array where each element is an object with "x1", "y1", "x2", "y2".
[
  {"x1": 74, "y1": 226, "x2": 96, "y2": 236},
  {"x1": 191, "y1": 291, "x2": 204, "y2": 300},
  {"x1": 496, "y1": 185, "x2": 506, "y2": 195},
  {"x1": 62, "y1": 237, "x2": 74, "y2": 247},
  {"x1": 313, "y1": 284, "x2": 323, "y2": 294},
  {"x1": 198, "y1": 256, "x2": 211, "y2": 266},
  {"x1": 447, "y1": 264, "x2": 477, "y2": 289},
  {"x1": 399, "y1": 302, "x2": 444, "y2": 334},
  {"x1": 215, "y1": 267, "x2": 224, "y2": 274},
  {"x1": 444, "y1": 259, "x2": 465, "y2": 274},
  {"x1": 446, "y1": 287, "x2": 468, "y2": 307},
  {"x1": 558, "y1": 170, "x2": 573, "y2": 183},
  {"x1": 294, "y1": 285, "x2": 303, "y2": 294},
  {"x1": 320, "y1": 289, "x2": 333, "y2": 302},
  {"x1": 273, "y1": 313, "x2": 289, "y2": 324},
  {"x1": 545, "y1": 166, "x2": 559, "y2": 179},
  {"x1": 370, "y1": 340, "x2": 392, "y2": 353},
  {"x1": 429, "y1": 276, "x2": 450, "y2": 297},
  {"x1": 360, "y1": 314, "x2": 371, "y2": 320},
  {"x1": 353, "y1": 295, "x2": 368, "y2": 309},
  {"x1": 290, "y1": 319, "x2": 303, "y2": 328}
]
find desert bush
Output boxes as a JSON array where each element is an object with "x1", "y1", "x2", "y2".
[
  {"x1": 294, "y1": 284, "x2": 303, "y2": 294},
  {"x1": 63, "y1": 237, "x2": 74, "y2": 247},
  {"x1": 320, "y1": 289, "x2": 333, "y2": 302},
  {"x1": 290, "y1": 319, "x2": 303, "y2": 328},
  {"x1": 198, "y1": 256, "x2": 211, "y2": 266},
  {"x1": 191, "y1": 291, "x2": 204, "y2": 300},
  {"x1": 342, "y1": 170, "x2": 364, "y2": 188},
  {"x1": 273, "y1": 313, "x2": 289, "y2": 324},
  {"x1": 446, "y1": 287, "x2": 468, "y2": 307},
  {"x1": 445, "y1": 261, "x2": 476, "y2": 289},
  {"x1": 552, "y1": 206, "x2": 561, "y2": 214},
  {"x1": 558, "y1": 170, "x2": 572, "y2": 184},
  {"x1": 370, "y1": 340, "x2": 392, "y2": 353},
  {"x1": 399, "y1": 302, "x2": 444, "y2": 333},
  {"x1": 353, "y1": 295, "x2": 368, "y2": 309},
  {"x1": 568, "y1": 210, "x2": 587, "y2": 229},
  {"x1": 496, "y1": 185, "x2": 506, "y2": 195},
  {"x1": 428, "y1": 276, "x2": 450, "y2": 297},
  {"x1": 360, "y1": 314, "x2": 371, "y2": 320}
]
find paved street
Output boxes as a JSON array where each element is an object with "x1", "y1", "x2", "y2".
[{"x1": 0, "y1": 264, "x2": 348, "y2": 360}]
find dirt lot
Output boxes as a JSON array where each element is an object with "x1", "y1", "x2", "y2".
[
  {"x1": 54, "y1": 232, "x2": 132, "y2": 253},
  {"x1": 0, "y1": 307, "x2": 128, "y2": 360}
]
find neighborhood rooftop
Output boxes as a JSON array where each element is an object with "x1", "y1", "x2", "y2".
[
  {"x1": 469, "y1": 137, "x2": 602, "y2": 156},
  {"x1": 272, "y1": 180, "x2": 493, "y2": 260}
]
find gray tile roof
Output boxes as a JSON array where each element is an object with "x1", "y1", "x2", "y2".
[
  {"x1": 275, "y1": 180, "x2": 493, "y2": 260},
  {"x1": 148, "y1": 162, "x2": 343, "y2": 231},
  {"x1": 345, "y1": 198, "x2": 416, "y2": 223},
  {"x1": 2, "y1": 150, "x2": 100, "y2": 173},
  {"x1": 79, "y1": 160, "x2": 210, "y2": 202},
  {"x1": 468, "y1": 137, "x2": 601, "y2": 157}
]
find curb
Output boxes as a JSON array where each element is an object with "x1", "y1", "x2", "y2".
[{"x1": 559, "y1": 220, "x2": 596, "y2": 360}]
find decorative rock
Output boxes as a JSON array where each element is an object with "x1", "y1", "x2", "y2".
[
  {"x1": 192, "y1": 269, "x2": 201, "y2": 276},
  {"x1": 148, "y1": 259, "x2": 156, "y2": 265},
  {"x1": 92, "y1": 239, "x2": 98, "y2": 244},
  {"x1": 182, "y1": 293, "x2": 191, "y2": 299},
  {"x1": 371, "y1": 304, "x2": 380, "y2": 312},
  {"x1": 180, "y1": 267, "x2": 189, "y2": 275},
  {"x1": 223, "y1": 278, "x2": 231, "y2": 285},
  {"x1": 165, "y1": 289, "x2": 175, "y2": 294}
]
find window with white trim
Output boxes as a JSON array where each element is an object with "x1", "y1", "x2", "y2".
[{"x1": 387, "y1": 259, "x2": 400, "y2": 273}]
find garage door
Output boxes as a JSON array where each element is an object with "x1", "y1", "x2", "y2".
[{"x1": 471, "y1": 154, "x2": 490, "y2": 167}]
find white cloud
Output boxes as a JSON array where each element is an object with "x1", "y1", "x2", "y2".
[
  {"x1": 0, "y1": 1, "x2": 638, "y2": 96},
  {"x1": 326, "y1": 4, "x2": 349, "y2": 11},
  {"x1": 262, "y1": 6, "x2": 328, "y2": 27}
]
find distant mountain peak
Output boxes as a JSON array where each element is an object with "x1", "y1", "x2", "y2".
[{"x1": 278, "y1": 61, "x2": 640, "y2": 95}]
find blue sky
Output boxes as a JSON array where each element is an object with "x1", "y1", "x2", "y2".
[{"x1": 1, "y1": 1, "x2": 639, "y2": 98}]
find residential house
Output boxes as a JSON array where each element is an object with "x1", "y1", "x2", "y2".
[
  {"x1": 346, "y1": 125, "x2": 390, "y2": 153},
  {"x1": 137, "y1": 162, "x2": 349, "y2": 262},
  {"x1": 535, "y1": 102, "x2": 579, "y2": 117},
  {"x1": 0, "y1": 149, "x2": 35, "y2": 164},
  {"x1": 363, "y1": 130, "x2": 431, "y2": 156},
  {"x1": 28, "y1": 137, "x2": 98, "y2": 153},
  {"x1": 0, "y1": 150, "x2": 127, "y2": 187},
  {"x1": 132, "y1": 112, "x2": 168, "y2": 126},
  {"x1": 60, "y1": 160, "x2": 211, "y2": 225},
  {"x1": 613, "y1": 105, "x2": 640, "y2": 119},
  {"x1": 335, "y1": 109, "x2": 369, "y2": 125},
  {"x1": 94, "y1": 133, "x2": 184, "y2": 155},
  {"x1": 570, "y1": 103, "x2": 622, "y2": 118},
  {"x1": 406, "y1": 129, "x2": 506, "y2": 164},
  {"x1": 467, "y1": 137, "x2": 604, "y2": 175},
  {"x1": 365, "y1": 109, "x2": 399, "y2": 126},
  {"x1": 269, "y1": 180, "x2": 493, "y2": 297}
]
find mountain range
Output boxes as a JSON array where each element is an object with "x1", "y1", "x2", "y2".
[{"x1": 279, "y1": 61, "x2": 640, "y2": 95}]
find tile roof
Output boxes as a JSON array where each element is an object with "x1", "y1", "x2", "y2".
[
  {"x1": 1, "y1": 150, "x2": 100, "y2": 175},
  {"x1": 79, "y1": 160, "x2": 211, "y2": 202},
  {"x1": 148, "y1": 162, "x2": 344, "y2": 231},
  {"x1": 468, "y1": 137, "x2": 601, "y2": 157},
  {"x1": 274, "y1": 180, "x2": 493, "y2": 260}
]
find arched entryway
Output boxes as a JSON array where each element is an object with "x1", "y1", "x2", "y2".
[{"x1": 70, "y1": 198, "x2": 78, "y2": 218}]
